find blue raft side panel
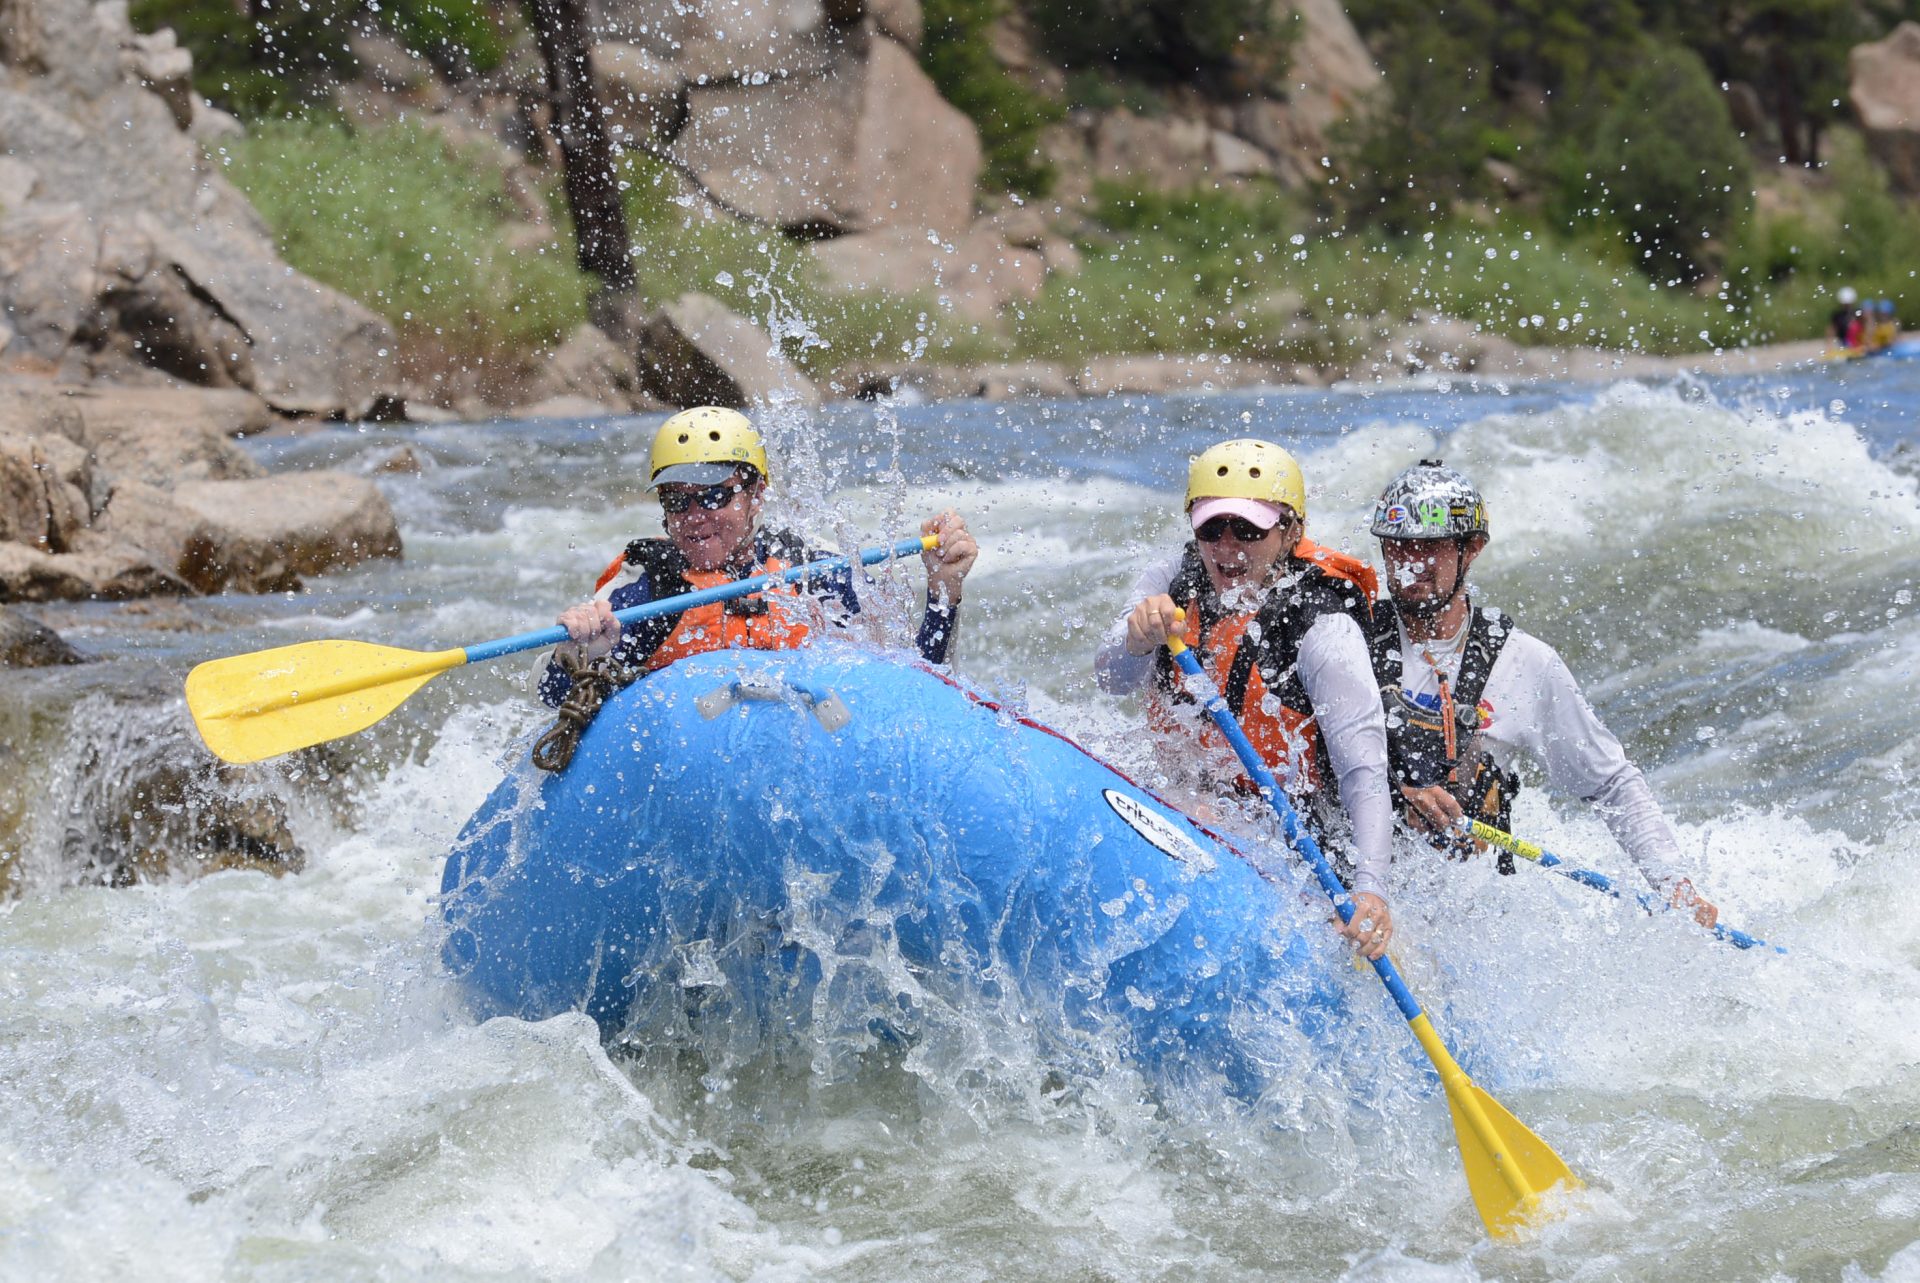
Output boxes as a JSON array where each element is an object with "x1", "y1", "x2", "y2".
[{"x1": 439, "y1": 647, "x2": 1352, "y2": 1096}]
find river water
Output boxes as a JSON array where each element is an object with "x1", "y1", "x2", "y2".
[{"x1": 4, "y1": 356, "x2": 1918, "y2": 1280}]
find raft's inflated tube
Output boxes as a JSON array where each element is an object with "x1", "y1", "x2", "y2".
[{"x1": 439, "y1": 647, "x2": 1353, "y2": 1096}]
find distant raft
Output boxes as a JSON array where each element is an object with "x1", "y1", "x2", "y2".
[
  {"x1": 439, "y1": 646, "x2": 1356, "y2": 1096},
  {"x1": 1829, "y1": 336, "x2": 1920, "y2": 362}
]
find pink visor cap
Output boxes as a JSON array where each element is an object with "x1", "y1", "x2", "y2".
[{"x1": 1189, "y1": 497, "x2": 1289, "y2": 531}]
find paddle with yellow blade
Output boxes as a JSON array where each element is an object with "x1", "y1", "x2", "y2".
[
  {"x1": 1450, "y1": 817, "x2": 1782, "y2": 953},
  {"x1": 187, "y1": 535, "x2": 937, "y2": 764},
  {"x1": 1164, "y1": 627, "x2": 1581, "y2": 1238}
]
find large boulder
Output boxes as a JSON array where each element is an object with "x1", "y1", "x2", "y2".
[
  {"x1": 0, "y1": 0, "x2": 399, "y2": 415},
  {"x1": 590, "y1": 0, "x2": 839, "y2": 84},
  {"x1": 591, "y1": 42, "x2": 686, "y2": 147},
  {"x1": 0, "y1": 376, "x2": 355, "y2": 601},
  {"x1": 88, "y1": 477, "x2": 207, "y2": 583},
  {"x1": 162, "y1": 473, "x2": 404, "y2": 594},
  {"x1": 1084, "y1": 105, "x2": 1317, "y2": 195},
  {"x1": 1850, "y1": 22, "x2": 1920, "y2": 194},
  {"x1": 35, "y1": 699, "x2": 305, "y2": 888},
  {"x1": 811, "y1": 221, "x2": 1044, "y2": 322},
  {"x1": 861, "y1": 0, "x2": 923, "y2": 50},
  {"x1": 1090, "y1": 110, "x2": 1213, "y2": 190},
  {"x1": 120, "y1": 25, "x2": 192, "y2": 127},
  {"x1": 0, "y1": 371, "x2": 404, "y2": 599},
  {"x1": 0, "y1": 206, "x2": 262, "y2": 395},
  {"x1": 99, "y1": 750, "x2": 305, "y2": 885},
  {"x1": 522, "y1": 322, "x2": 667, "y2": 414},
  {"x1": 0, "y1": 539, "x2": 184, "y2": 601},
  {"x1": 631, "y1": 292, "x2": 820, "y2": 408},
  {"x1": 0, "y1": 378, "x2": 270, "y2": 485},
  {"x1": 1279, "y1": 0, "x2": 1384, "y2": 151},
  {"x1": 0, "y1": 430, "x2": 91, "y2": 552},
  {"x1": 0, "y1": 604, "x2": 85, "y2": 665},
  {"x1": 1230, "y1": 99, "x2": 1321, "y2": 186},
  {"x1": 671, "y1": 31, "x2": 981, "y2": 238}
]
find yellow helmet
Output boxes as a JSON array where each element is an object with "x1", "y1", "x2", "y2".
[
  {"x1": 1185, "y1": 439, "x2": 1307, "y2": 519},
  {"x1": 648, "y1": 407, "x2": 769, "y2": 487}
]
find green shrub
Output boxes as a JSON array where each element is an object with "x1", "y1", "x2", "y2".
[
  {"x1": 224, "y1": 118, "x2": 592, "y2": 357},
  {"x1": 382, "y1": 0, "x2": 508, "y2": 77},
  {"x1": 130, "y1": 0, "x2": 506, "y2": 118},
  {"x1": 1570, "y1": 45, "x2": 1752, "y2": 283},
  {"x1": 920, "y1": 0, "x2": 1063, "y2": 197},
  {"x1": 1026, "y1": 0, "x2": 1291, "y2": 88},
  {"x1": 1332, "y1": 22, "x2": 1493, "y2": 233},
  {"x1": 1008, "y1": 183, "x2": 1315, "y2": 362},
  {"x1": 131, "y1": 0, "x2": 353, "y2": 117},
  {"x1": 1720, "y1": 132, "x2": 1920, "y2": 335},
  {"x1": 1060, "y1": 69, "x2": 1168, "y2": 117},
  {"x1": 1006, "y1": 183, "x2": 1775, "y2": 362}
]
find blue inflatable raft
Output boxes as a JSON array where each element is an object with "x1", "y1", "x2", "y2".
[{"x1": 439, "y1": 646, "x2": 1355, "y2": 1096}]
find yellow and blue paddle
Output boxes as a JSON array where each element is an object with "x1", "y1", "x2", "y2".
[
  {"x1": 186, "y1": 535, "x2": 936, "y2": 764},
  {"x1": 1165, "y1": 630, "x2": 1581, "y2": 1239},
  {"x1": 1452, "y1": 817, "x2": 1781, "y2": 953}
]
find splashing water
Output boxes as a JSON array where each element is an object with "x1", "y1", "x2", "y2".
[{"x1": 4, "y1": 360, "x2": 1919, "y2": 1279}]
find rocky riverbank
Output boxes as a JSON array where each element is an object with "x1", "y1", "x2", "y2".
[
  {"x1": 0, "y1": 377, "x2": 400, "y2": 606},
  {"x1": 0, "y1": 0, "x2": 1869, "y2": 620},
  {"x1": 840, "y1": 329, "x2": 1838, "y2": 403}
]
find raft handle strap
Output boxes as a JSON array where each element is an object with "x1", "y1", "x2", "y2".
[{"x1": 696, "y1": 680, "x2": 851, "y2": 733}]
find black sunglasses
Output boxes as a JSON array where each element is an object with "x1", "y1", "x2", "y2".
[
  {"x1": 660, "y1": 482, "x2": 743, "y2": 514},
  {"x1": 1195, "y1": 515, "x2": 1278, "y2": 544}
]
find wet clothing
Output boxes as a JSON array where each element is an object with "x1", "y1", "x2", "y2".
[
  {"x1": 1366, "y1": 598, "x2": 1688, "y2": 895},
  {"x1": 540, "y1": 528, "x2": 960, "y2": 706},
  {"x1": 1144, "y1": 541, "x2": 1375, "y2": 798},
  {"x1": 1096, "y1": 545, "x2": 1393, "y2": 901}
]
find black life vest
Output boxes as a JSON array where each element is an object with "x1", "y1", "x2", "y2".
[{"x1": 1364, "y1": 601, "x2": 1524, "y2": 870}]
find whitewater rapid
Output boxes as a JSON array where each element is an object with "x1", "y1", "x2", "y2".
[{"x1": 3, "y1": 361, "x2": 1919, "y2": 1280}]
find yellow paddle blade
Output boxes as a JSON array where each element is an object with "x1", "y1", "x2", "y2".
[
  {"x1": 186, "y1": 639, "x2": 469, "y2": 764},
  {"x1": 1407, "y1": 1013, "x2": 1580, "y2": 1238},
  {"x1": 1447, "y1": 1078, "x2": 1582, "y2": 1239}
]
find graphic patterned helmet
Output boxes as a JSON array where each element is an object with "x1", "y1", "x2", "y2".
[
  {"x1": 1185, "y1": 439, "x2": 1308, "y2": 519},
  {"x1": 1370, "y1": 459, "x2": 1488, "y2": 540},
  {"x1": 648, "y1": 406, "x2": 769, "y2": 488}
]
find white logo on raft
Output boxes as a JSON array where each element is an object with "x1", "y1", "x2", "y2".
[{"x1": 1103, "y1": 789, "x2": 1213, "y2": 867}]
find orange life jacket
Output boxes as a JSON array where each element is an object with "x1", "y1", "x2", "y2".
[
  {"x1": 642, "y1": 563, "x2": 813, "y2": 672},
  {"x1": 591, "y1": 534, "x2": 815, "y2": 674},
  {"x1": 1147, "y1": 539, "x2": 1377, "y2": 794}
]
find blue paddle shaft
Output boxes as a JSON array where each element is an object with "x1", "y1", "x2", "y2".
[
  {"x1": 1167, "y1": 645, "x2": 1428, "y2": 1024},
  {"x1": 1552, "y1": 856, "x2": 1773, "y2": 953},
  {"x1": 1466, "y1": 821, "x2": 1779, "y2": 952},
  {"x1": 461, "y1": 536, "x2": 931, "y2": 665}
]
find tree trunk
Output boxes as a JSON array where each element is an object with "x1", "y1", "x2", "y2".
[
  {"x1": 522, "y1": 0, "x2": 637, "y2": 298},
  {"x1": 1767, "y1": 25, "x2": 1806, "y2": 167}
]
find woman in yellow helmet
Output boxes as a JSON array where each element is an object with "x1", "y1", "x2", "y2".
[
  {"x1": 539, "y1": 407, "x2": 977, "y2": 704},
  {"x1": 1094, "y1": 439, "x2": 1397, "y2": 959}
]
